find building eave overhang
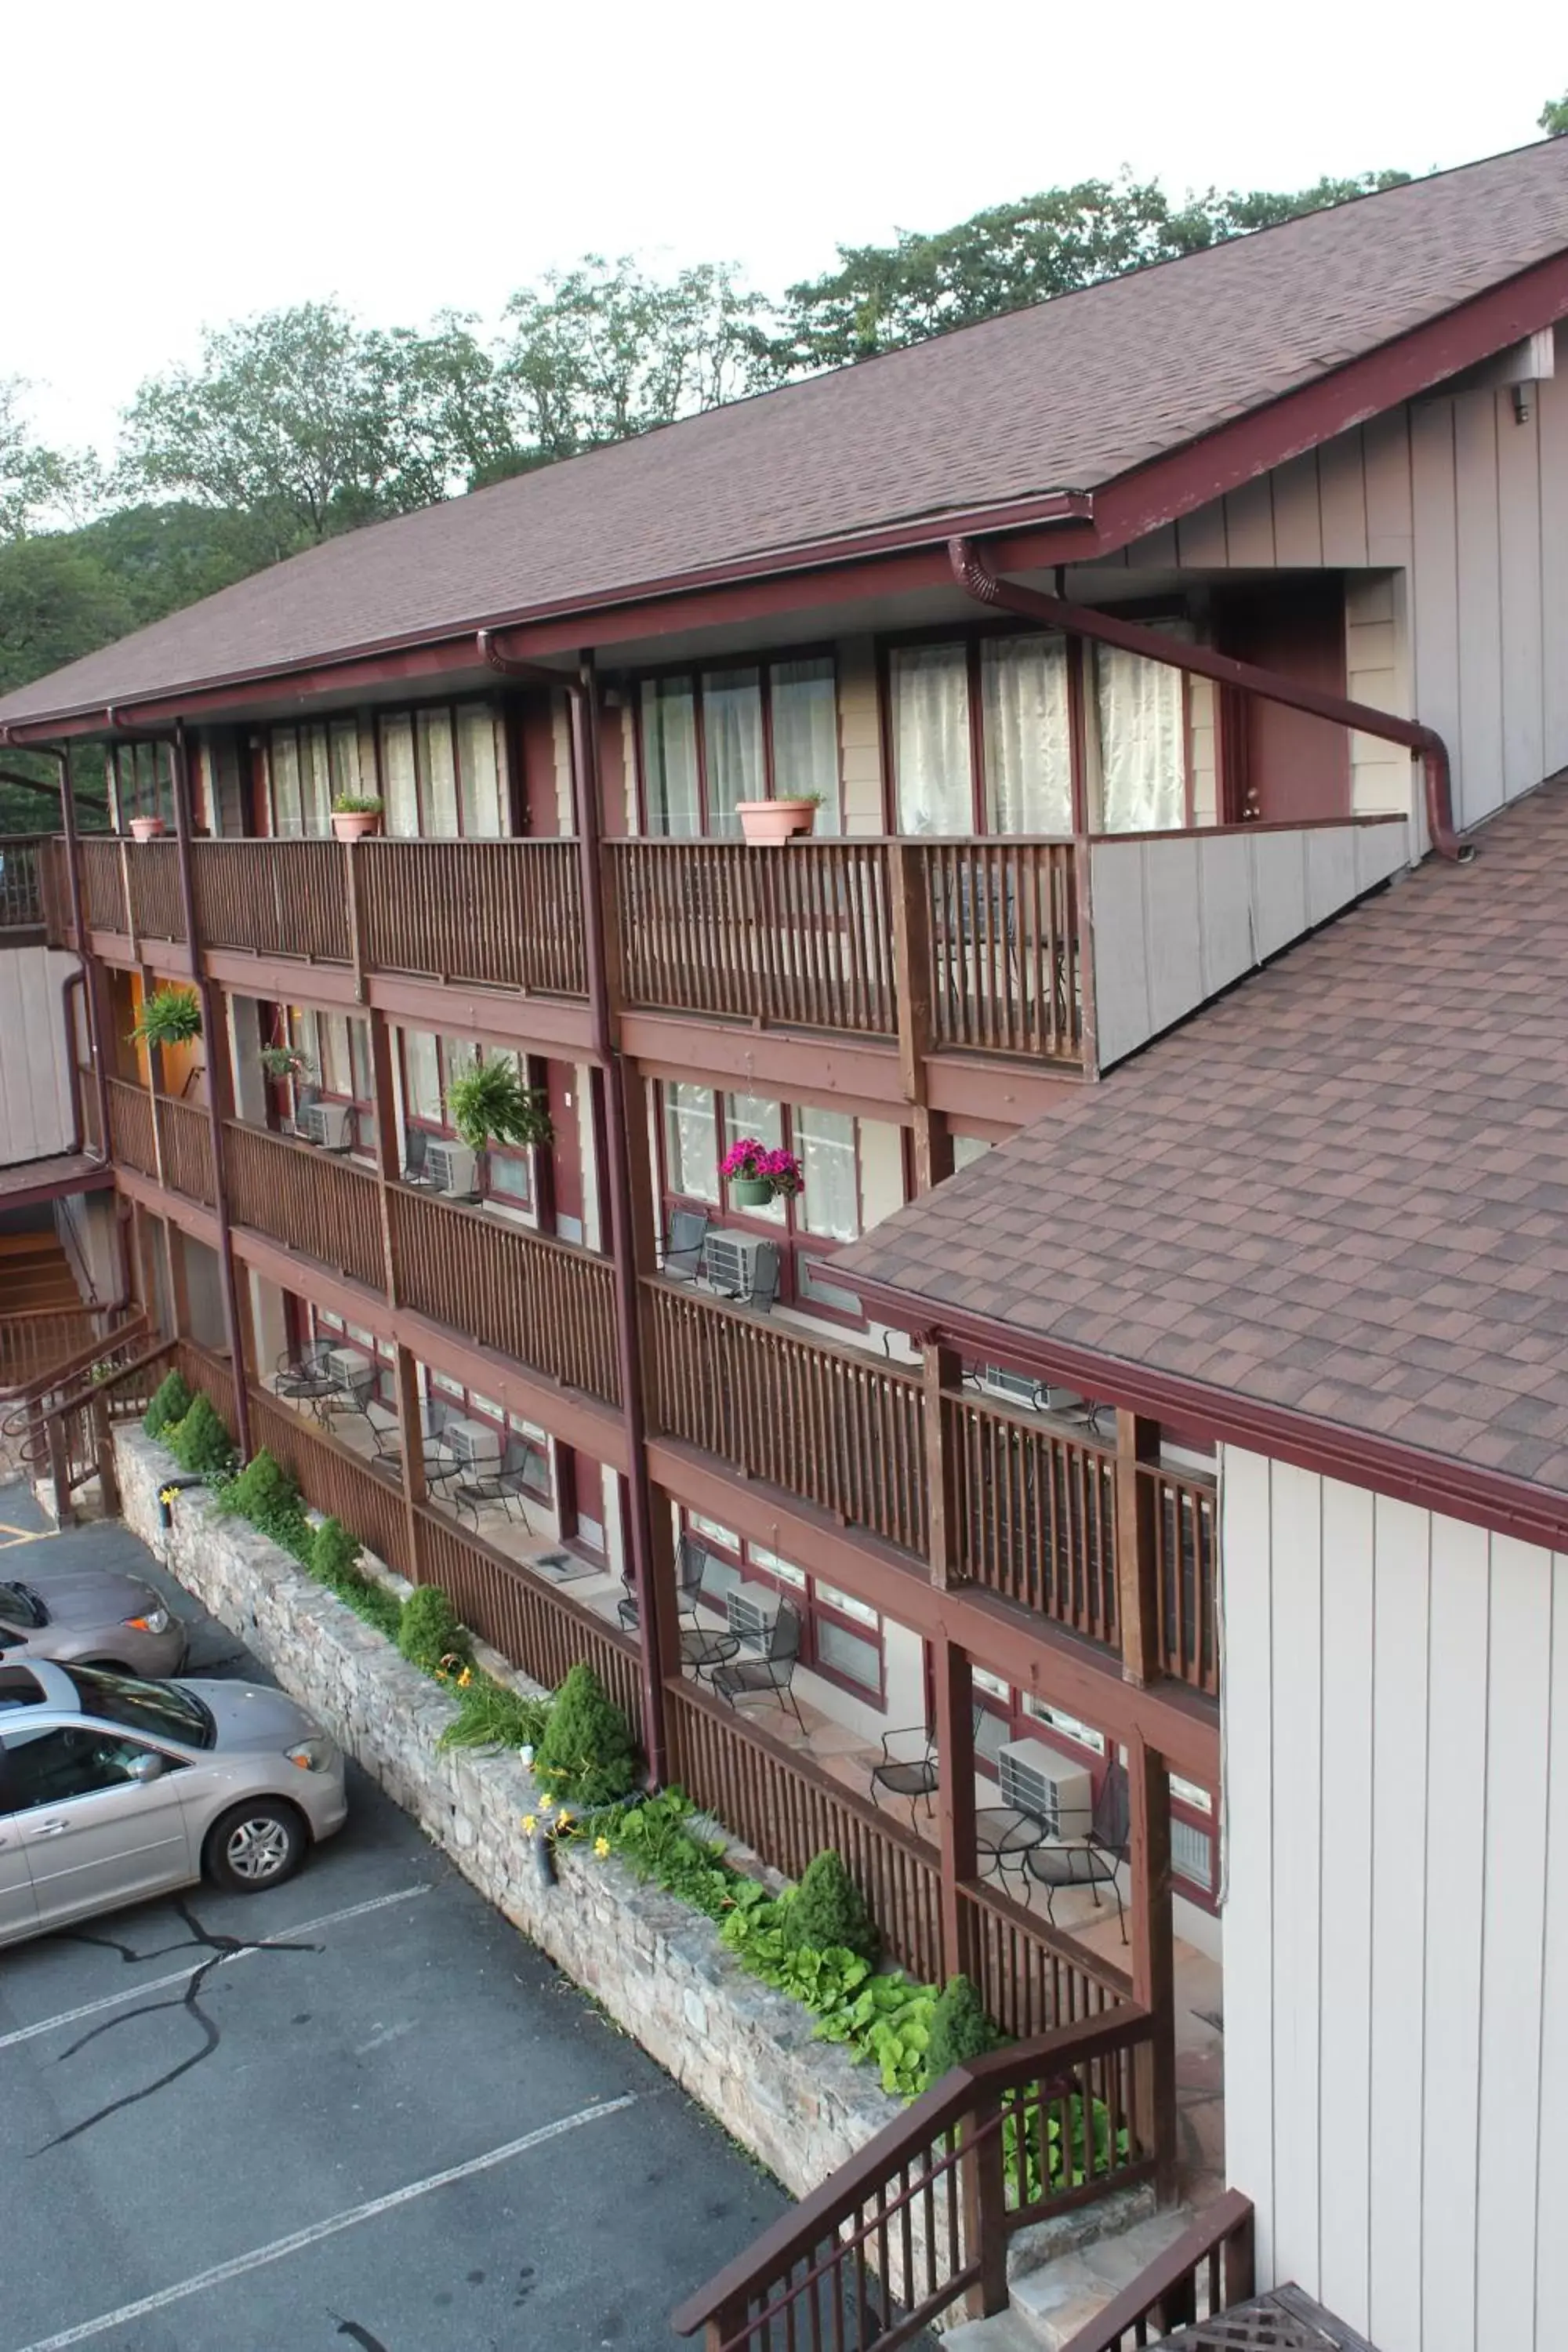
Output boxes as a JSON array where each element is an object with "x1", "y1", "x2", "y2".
[
  {"x1": 848, "y1": 1272, "x2": 1568, "y2": 1558},
  {"x1": 6, "y1": 241, "x2": 1568, "y2": 743}
]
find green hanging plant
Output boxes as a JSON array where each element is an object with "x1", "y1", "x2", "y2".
[
  {"x1": 259, "y1": 1044, "x2": 312, "y2": 1082},
  {"x1": 446, "y1": 1057, "x2": 554, "y2": 1153},
  {"x1": 130, "y1": 985, "x2": 201, "y2": 1051}
]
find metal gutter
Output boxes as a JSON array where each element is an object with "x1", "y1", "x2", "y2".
[{"x1": 949, "y1": 538, "x2": 1472, "y2": 862}]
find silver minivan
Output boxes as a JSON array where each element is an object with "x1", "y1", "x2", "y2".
[{"x1": 0, "y1": 1658, "x2": 348, "y2": 1947}]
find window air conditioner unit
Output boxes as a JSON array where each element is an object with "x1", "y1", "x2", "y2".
[
  {"x1": 703, "y1": 1230, "x2": 772, "y2": 1297},
  {"x1": 425, "y1": 1140, "x2": 479, "y2": 1197},
  {"x1": 440, "y1": 1414, "x2": 503, "y2": 1471},
  {"x1": 325, "y1": 1348, "x2": 363, "y2": 1391},
  {"x1": 297, "y1": 1100, "x2": 354, "y2": 1151},
  {"x1": 726, "y1": 1581, "x2": 782, "y2": 1648},
  {"x1": 980, "y1": 1365, "x2": 1042, "y2": 1410},
  {"x1": 996, "y1": 1737, "x2": 1094, "y2": 1839}
]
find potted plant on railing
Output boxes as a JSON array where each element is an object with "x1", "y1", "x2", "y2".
[
  {"x1": 721, "y1": 1138, "x2": 804, "y2": 1210},
  {"x1": 330, "y1": 793, "x2": 385, "y2": 842},
  {"x1": 129, "y1": 985, "x2": 201, "y2": 1051},
  {"x1": 127, "y1": 814, "x2": 167, "y2": 842},
  {"x1": 447, "y1": 1057, "x2": 555, "y2": 1155},
  {"x1": 735, "y1": 790, "x2": 823, "y2": 845},
  {"x1": 259, "y1": 1046, "x2": 313, "y2": 1084}
]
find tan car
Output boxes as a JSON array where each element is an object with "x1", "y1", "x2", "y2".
[
  {"x1": 0, "y1": 1566, "x2": 187, "y2": 1679},
  {"x1": 0, "y1": 1658, "x2": 348, "y2": 1947}
]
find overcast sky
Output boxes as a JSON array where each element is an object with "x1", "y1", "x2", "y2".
[{"x1": 5, "y1": 0, "x2": 1564, "y2": 459}]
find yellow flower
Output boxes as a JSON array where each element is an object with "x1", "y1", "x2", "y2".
[
  {"x1": 521, "y1": 1814, "x2": 537, "y2": 1836},
  {"x1": 593, "y1": 1835, "x2": 611, "y2": 1860},
  {"x1": 556, "y1": 1811, "x2": 573, "y2": 1834},
  {"x1": 456, "y1": 1668, "x2": 472, "y2": 1689},
  {"x1": 538, "y1": 1792, "x2": 555, "y2": 1810}
]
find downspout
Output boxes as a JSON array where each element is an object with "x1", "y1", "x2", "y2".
[
  {"x1": 948, "y1": 538, "x2": 1472, "y2": 864},
  {"x1": 60, "y1": 970, "x2": 85, "y2": 1156},
  {"x1": 162, "y1": 720, "x2": 253, "y2": 1461},
  {"x1": 477, "y1": 632, "x2": 668, "y2": 1785}
]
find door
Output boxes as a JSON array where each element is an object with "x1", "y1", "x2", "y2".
[
  {"x1": 1214, "y1": 579, "x2": 1351, "y2": 823},
  {"x1": 0, "y1": 1726, "x2": 194, "y2": 1930},
  {"x1": 0, "y1": 1813, "x2": 38, "y2": 1945},
  {"x1": 545, "y1": 1064, "x2": 586, "y2": 1244}
]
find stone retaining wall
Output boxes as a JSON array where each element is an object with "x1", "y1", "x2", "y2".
[{"x1": 113, "y1": 1426, "x2": 899, "y2": 2201}]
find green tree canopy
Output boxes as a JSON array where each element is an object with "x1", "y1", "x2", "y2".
[{"x1": 1542, "y1": 92, "x2": 1568, "y2": 135}]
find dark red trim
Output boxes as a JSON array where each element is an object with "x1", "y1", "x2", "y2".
[{"x1": 847, "y1": 1270, "x2": 1568, "y2": 1556}]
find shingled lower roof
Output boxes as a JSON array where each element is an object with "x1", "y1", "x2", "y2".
[
  {"x1": 836, "y1": 786, "x2": 1568, "y2": 1497},
  {"x1": 5, "y1": 140, "x2": 1568, "y2": 727}
]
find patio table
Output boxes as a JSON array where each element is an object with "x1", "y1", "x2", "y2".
[
  {"x1": 681, "y1": 1628, "x2": 741, "y2": 1680},
  {"x1": 975, "y1": 1806, "x2": 1047, "y2": 1882}
]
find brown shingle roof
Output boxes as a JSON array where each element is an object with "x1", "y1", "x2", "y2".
[
  {"x1": 836, "y1": 784, "x2": 1568, "y2": 1497},
  {"x1": 5, "y1": 140, "x2": 1568, "y2": 726}
]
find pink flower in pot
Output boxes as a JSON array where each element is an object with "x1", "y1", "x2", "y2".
[{"x1": 721, "y1": 1138, "x2": 804, "y2": 1206}]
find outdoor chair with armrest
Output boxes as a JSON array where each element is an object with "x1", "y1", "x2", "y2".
[
  {"x1": 710, "y1": 1599, "x2": 805, "y2": 1730},
  {"x1": 869, "y1": 1702, "x2": 988, "y2": 1828},
  {"x1": 1022, "y1": 1758, "x2": 1131, "y2": 1941},
  {"x1": 617, "y1": 1534, "x2": 711, "y2": 1633}
]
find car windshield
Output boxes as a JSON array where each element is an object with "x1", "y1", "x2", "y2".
[
  {"x1": 67, "y1": 1665, "x2": 215, "y2": 1750},
  {"x1": 0, "y1": 1581, "x2": 48, "y2": 1631}
]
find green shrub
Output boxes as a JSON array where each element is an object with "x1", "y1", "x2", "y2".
[
  {"x1": 924, "y1": 1976, "x2": 998, "y2": 2086},
  {"x1": 779, "y1": 1850, "x2": 878, "y2": 1962},
  {"x1": 143, "y1": 1368, "x2": 192, "y2": 1440},
  {"x1": 311, "y1": 1515, "x2": 361, "y2": 1585},
  {"x1": 397, "y1": 1584, "x2": 471, "y2": 1676},
  {"x1": 220, "y1": 1447, "x2": 312, "y2": 1559},
  {"x1": 165, "y1": 1393, "x2": 234, "y2": 1480},
  {"x1": 532, "y1": 1662, "x2": 637, "y2": 1806},
  {"x1": 340, "y1": 1575, "x2": 404, "y2": 1639},
  {"x1": 437, "y1": 1673, "x2": 551, "y2": 1753},
  {"x1": 604, "y1": 1788, "x2": 738, "y2": 1920}
]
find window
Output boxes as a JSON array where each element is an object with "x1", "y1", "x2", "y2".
[
  {"x1": 286, "y1": 1008, "x2": 373, "y2": 1155},
  {"x1": 795, "y1": 1105, "x2": 859, "y2": 1241},
  {"x1": 664, "y1": 1083, "x2": 720, "y2": 1204},
  {"x1": 681, "y1": 1517, "x2": 885, "y2": 1703},
  {"x1": 111, "y1": 742, "x2": 174, "y2": 830},
  {"x1": 397, "y1": 1032, "x2": 536, "y2": 1214},
  {"x1": 1, "y1": 1726, "x2": 157, "y2": 1810},
  {"x1": 263, "y1": 702, "x2": 506, "y2": 838},
  {"x1": 263, "y1": 722, "x2": 353, "y2": 837},
  {"x1": 890, "y1": 634, "x2": 1073, "y2": 837},
  {"x1": 422, "y1": 1373, "x2": 553, "y2": 1503},
  {"x1": 638, "y1": 655, "x2": 840, "y2": 836},
  {"x1": 1093, "y1": 643, "x2": 1188, "y2": 833}
]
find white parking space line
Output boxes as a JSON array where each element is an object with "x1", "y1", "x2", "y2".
[
  {"x1": 8, "y1": 2096, "x2": 637, "y2": 2352},
  {"x1": 0, "y1": 1883, "x2": 432, "y2": 2055}
]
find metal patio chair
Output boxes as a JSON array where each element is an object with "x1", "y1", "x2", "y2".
[
  {"x1": 710, "y1": 1599, "x2": 805, "y2": 1730},
  {"x1": 1022, "y1": 1758, "x2": 1131, "y2": 1941},
  {"x1": 617, "y1": 1534, "x2": 710, "y2": 1632},
  {"x1": 869, "y1": 1702, "x2": 986, "y2": 1828},
  {"x1": 659, "y1": 1205, "x2": 710, "y2": 1282}
]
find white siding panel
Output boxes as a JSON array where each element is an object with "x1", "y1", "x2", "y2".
[
  {"x1": 1495, "y1": 400, "x2": 1545, "y2": 803},
  {"x1": 1196, "y1": 831, "x2": 1253, "y2": 1000},
  {"x1": 1303, "y1": 826, "x2": 1358, "y2": 927},
  {"x1": 1220, "y1": 1450, "x2": 1277, "y2": 2279},
  {"x1": 1409, "y1": 403, "x2": 1463, "y2": 822},
  {"x1": 1269, "y1": 1462, "x2": 1323, "y2": 2289},
  {"x1": 1317, "y1": 1476, "x2": 1376, "y2": 2333},
  {"x1": 1534, "y1": 1552, "x2": 1568, "y2": 2344},
  {"x1": 1223, "y1": 475, "x2": 1276, "y2": 566},
  {"x1": 1363, "y1": 407, "x2": 1416, "y2": 568},
  {"x1": 1247, "y1": 830, "x2": 1308, "y2": 962},
  {"x1": 1367, "y1": 1497, "x2": 1431, "y2": 2352},
  {"x1": 1318, "y1": 427, "x2": 1371, "y2": 568},
  {"x1": 1474, "y1": 1537, "x2": 1551, "y2": 2349},
  {"x1": 1540, "y1": 376, "x2": 1568, "y2": 780},
  {"x1": 1270, "y1": 450, "x2": 1325, "y2": 567},
  {"x1": 1452, "y1": 393, "x2": 1504, "y2": 825},
  {"x1": 1419, "y1": 1513, "x2": 1488, "y2": 2352},
  {"x1": 1083, "y1": 844, "x2": 1149, "y2": 1069},
  {"x1": 837, "y1": 637, "x2": 884, "y2": 837},
  {"x1": 1141, "y1": 833, "x2": 1203, "y2": 1038},
  {"x1": 0, "y1": 946, "x2": 76, "y2": 1164},
  {"x1": 1176, "y1": 499, "x2": 1229, "y2": 568}
]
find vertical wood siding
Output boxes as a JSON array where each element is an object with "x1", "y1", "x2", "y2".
[
  {"x1": 1221, "y1": 1448, "x2": 1568, "y2": 2352},
  {"x1": 1077, "y1": 362, "x2": 1568, "y2": 838},
  {"x1": 0, "y1": 946, "x2": 76, "y2": 1164}
]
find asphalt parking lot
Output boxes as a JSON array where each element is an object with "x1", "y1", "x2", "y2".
[{"x1": 0, "y1": 1488, "x2": 788, "y2": 2352}]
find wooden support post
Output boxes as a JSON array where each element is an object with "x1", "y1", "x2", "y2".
[
  {"x1": 365, "y1": 1007, "x2": 403, "y2": 1307},
  {"x1": 922, "y1": 1334, "x2": 963, "y2": 1590},
  {"x1": 890, "y1": 840, "x2": 953, "y2": 1192},
  {"x1": 165, "y1": 1221, "x2": 192, "y2": 1341},
  {"x1": 965, "y1": 2083, "x2": 1011, "y2": 2321},
  {"x1": 1128, "y1": 1728, "x2": 1179, "y2": 2207},
  {"x1": 91, "y1": 1392, "x2": 120, "y2": 1519},
  {"x1": 392, "y1": 1343, "x2": 426, "y2": 1581},
  {"x1": 932, "y1": 1634, "x2": 978, "y2": 1987},
  {"x1": 47, "y1": 1410, "x2": 74, "y2": 1528},
  {"x1": 343, "y1": 837, "x2": 369, "y2": 1004},
  {"x1": 1115, "y1": 1408, "x2": 1161, "y2": 1686}
]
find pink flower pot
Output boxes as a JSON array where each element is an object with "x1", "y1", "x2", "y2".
[
  {"x1": 128, "y1": 816, "x2": 166, "y2": 842},
  {"x1": 736, "y1": 799, "x2": 818, "y2": 844},
  {"x1": 332, "y1": 811, "x2": 383, "y2": 842}
]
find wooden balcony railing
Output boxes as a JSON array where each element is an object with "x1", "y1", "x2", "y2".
[
  {"x1": 415, "y1": 1503, "x2": 644, "y2": 1744},
  {"x1": 193, "y1": 840, "x2": 352, "y2": 962},
  {"x1": 106, "y1": 1076, "x2": 158, "y2": 1178},
  {"x1": 0, "y1": 1307, "x2": 133, "y2": 1399},
  {"x1": 959, "y1": 1876, "x2": 1131, "y2": 2044},
  {"x1": 0, "y1": 835, "x2": 50, "y2": 934},
  {"x1": 1052, "y1": 2190, "x2": 1256, "y2": 2352},
  {"x1": 357, "y1": 839, "x2": 586, "y2": 996},
  {"x1": 666, "y1": 1677, "x2": 942, "y2": 1983},
  {"x1": 673, "y1": 2009, "x2": 1156, "y2": 2350},
  {"x1": 612, "y1": 840, "x2": 898, "y2": 1036},
  {"x1": 645, "y1": 1279, "x2": 927, "y2": 1553},
  {"x1": 125, "y1": 840, "x2": 187, "y2": 944},
  {"x1": 242, "y1": 1379, "x2": 416, "y2": 1581},
  {"x1": 946, "y1": 1392, "x2": 1119, "y2": 1649},
  {"x1": 223, "y1": 1122, "x2": 385, "y2": 1291},
  {"x1": 915, "y1": 838, "x2": 1081, "y2": 1061},
  {"x1": 156, "y1": 1094, "x2": 216, "y2": 1206},
  {"x1": 1146, "y1": 1463, "x2": 1219, "y2": 1697},
  {"x1": 81, "y1": 838, "x2": 129, "y2": 933},
  {"x1": 387, "y1": 1183, "x2": 619, "y2": 1404}
]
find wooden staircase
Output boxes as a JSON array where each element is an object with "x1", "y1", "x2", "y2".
[{"x1": 0, "y1": 1231, "x2": 84, "y2": 1316}]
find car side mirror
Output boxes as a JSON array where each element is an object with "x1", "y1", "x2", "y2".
[{"x1": 125, "y1": 1752, "x2": 164, "y2": 1785}]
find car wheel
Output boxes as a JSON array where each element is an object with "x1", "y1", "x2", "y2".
[{"x1": 204, "y1": 1802, "x2": 307, "y2": 1894}]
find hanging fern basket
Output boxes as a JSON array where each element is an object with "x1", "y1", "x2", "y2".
[
  {"x1": 130, "y1": 985, "x2": 202, "y2": 1051},
  {"x1": 445, "y1": 1058, "x2": 554, "y2": 1152}
]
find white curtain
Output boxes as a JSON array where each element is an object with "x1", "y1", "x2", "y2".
[
  {"x1": 795, "y1": 1103, "x2": 860, "y2": 1240},
  {"x1": 329, "y1": 720, "x2": 366, "y2": 808},
  {"x1": 401, "y1": 1029, "x2": 442, "y2": 1123},
  {"x1": 702, "y1": 670, "x2": 764, "y2": 833},
  {"x1": 891, "y1": 644, "x2": 971, "y2": 834},
  {"x1": 771, "y1": 658, "x2": 840, "y2": 832},
  {"x1": 381, "y1": 717, "x2": 419, "y2": 837},
  {"x1": 418, "y1": 712, "x2": 459, "y2": 837},
  {"x1": 1095, "y1": 640, "x2": 1188, "y2": 833},
  {"x1": 301, "y1": 728, "x2": 333, "y2": 836},
  {"x1": 641, "y1": 680, "x2": 701, "y2": 837},
  {"x1": 270, "y1": 733, "x2": 303, "y2": 837},
  {"x1": 459, "y1": 707, "x2": 505, "y2": 837},
  {"x1": 981, "y1": 634, "x2": 1072, "y2": 833},
  {"x1": 665, "y1": 1081, "x2": 719, "y2": 1200}
]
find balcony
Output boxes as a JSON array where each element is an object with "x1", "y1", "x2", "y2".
[
  {"x1": 0, "y1": 836, "x2": 55, "y2": 942},
  {"x1": 60, "y1": 812, "x2": 1409, "y2": 1080}
]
